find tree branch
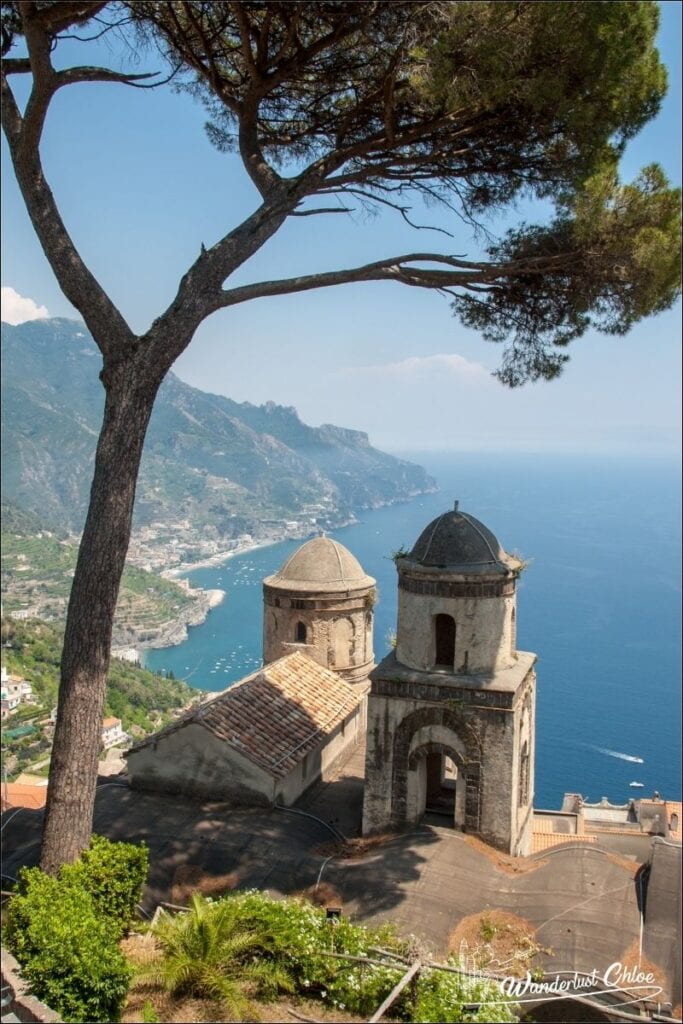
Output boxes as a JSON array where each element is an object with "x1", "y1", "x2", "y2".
[
  {"x1": 212, "y1": 242, "x2": 593, "y2": 311},
  {"x1": 55, "y1": 66, "x2": 162, "y2": 88},
  {"x1": 336, "y1": 187, "x2": 455, "y2": 237},
  {"x1": 2, "y1": 57, "x2": 32, "y2": 74},
  {"x1": 1, "y1": 9, "x2": 133, "y2": 357},
  {"x1": 216, "y1": 252, "x2": 499, "y2": 309},
  {"x1": 145, "y1": 195, "x2": 303, "y2": 368},
  {"x1": 30, "y1": 1, "x2": 108, "y2": 34},
  {"x1": 229, "y1": 0, "x2": 257, "y2": 77},
  {"x1": 290, "y1": 206, "x2": 353, "y2": 217}
]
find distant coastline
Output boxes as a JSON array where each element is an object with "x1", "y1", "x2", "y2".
[
  {"x1": 137, "y1": 493, "x2": 436, "y2": 654},
  {"x1": 143, "y1": 452, "x2": 682, "y2": 808},
  {"x1": 134, "y1": 506, "x2": 400, "y2": 652},
  {"x1": 160, "y1": 538, "x2": 284, "y2": 578}
]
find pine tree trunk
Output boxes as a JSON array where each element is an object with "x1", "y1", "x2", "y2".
[{"x1": 40, "y1": 360, "x2": 160, "y2": 874}]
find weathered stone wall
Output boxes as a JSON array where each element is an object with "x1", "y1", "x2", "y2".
[
  {"x1": 1, "y1": 949, "x2": 61, "y2": 1023},
  {"x1": 263, "y1": 586, "x2": 374, "y2": 684},
  {"x1": 513, "y1": 681, "x2": 536, "y2": 855},
  {"x1": 396, "y1": 576, "x2": 516, "y2": 673},
  {"x1": 127, "y1": 722, "x2": 275, "y2": 804},
  {"x1": 362, "y1": 658, "x2": 536, "y2": 854},
  {"x1": 127, "y1": 699, "x2": 367, "y2": 808}
]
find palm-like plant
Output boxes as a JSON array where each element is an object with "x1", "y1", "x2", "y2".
[{"x1": 138, "y1": 893, "x2": 292, "y2": 1019}]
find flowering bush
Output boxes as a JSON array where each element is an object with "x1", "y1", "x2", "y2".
[
  {"x1": 172, "y1": 891, "x2": 517, "y2": 1021},
  {"x1": 414, "y1": 963, "x2": 517, "y2": 1022},
  {"x1": 215, "y1": 890, "x2": 408, "y2": 1015}
]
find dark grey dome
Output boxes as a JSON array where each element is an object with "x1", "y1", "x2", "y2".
[{"x1": 407, "y1": 503, "x2": 516, "y2": 572}]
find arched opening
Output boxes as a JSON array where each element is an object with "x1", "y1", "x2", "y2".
[
  {"x1": 425, "y1": 753, "x2": 457, "y2": 822},
  {"x1": 670, "y1": 813, "x2": 679, "y2": 834},
  {"x1": 434, "y1": 614, "x2": 456, "y2": 668},
  {"x1": 295, "y1": 621, "x2": 307, "y2": 643},
  {"x1": 391, "y1": 709, "x2": 481, "y2": 834},
  {"x1": 407, "y1": 743, "x2": 468, "y2": 830}
]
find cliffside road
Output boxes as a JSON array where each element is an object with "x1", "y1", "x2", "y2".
[{"x1": 4, "y1": 772, "x2": 676, "y2": 1009}]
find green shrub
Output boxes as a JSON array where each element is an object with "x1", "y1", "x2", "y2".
[
  {"x1": 5, "y1": 867, "x2": 132, "y2": 1023},
  {"x1": 60, "y1": 834, "x2": 148, "y2": 937},
  {"x1": 200, "y1": 890, "x2": 410, "y2": 1016},
  {"x1": 148, "y1": 891, "x2": 518, "y2": 1022},
  {"x1": 413, "y1": 963, "x2": 517, "y2": 1023},
  {"x1": 141, "y1": 893, "x2": 283, "y2": 1020},
  {"x1": 141, "y1": 1000, "x2": 160, "y2": 1023}
]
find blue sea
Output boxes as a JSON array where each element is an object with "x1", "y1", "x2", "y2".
[{"x1": 143, "y1": 452, "x2": 682, "y2": 810}]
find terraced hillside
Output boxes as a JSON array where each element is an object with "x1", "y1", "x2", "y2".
[{"x1": 1, "y1": 527, "x2": 198, "y2": 647}]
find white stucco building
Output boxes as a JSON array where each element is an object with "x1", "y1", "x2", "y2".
[{"x1": 126, "y1": 650, "x2": 366, "y2": 804}]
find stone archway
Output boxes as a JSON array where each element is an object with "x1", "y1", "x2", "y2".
[
  {"x1": 391, "y1": 707, "x2": 481, "y2": 833},
  {"x1": 407, "y1": 740, "x2": 465, "y2": 828}
]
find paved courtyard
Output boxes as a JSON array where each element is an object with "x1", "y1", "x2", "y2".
[{"x1": 2, "y1": 744, "x2": 679, "y2": 1009}]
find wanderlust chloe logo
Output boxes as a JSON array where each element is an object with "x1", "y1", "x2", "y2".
[{"x1": 497, "y1": 963, "x2": 662, "y2": 1007}]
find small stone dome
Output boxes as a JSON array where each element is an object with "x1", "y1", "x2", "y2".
[
  {"x1": 265, "y1": 536, "x2": 375, "y2": 592},
  {"x1": 406, "y1": 502, "x2": 518, "y2": 574}
]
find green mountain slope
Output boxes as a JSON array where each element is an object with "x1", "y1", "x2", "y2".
[
  {"x1": 1, "y1": 318, "x2": 436, "y2": 535},
  {"x1": 0, "y1": 510, "x2": 201, "y2": 646},
  {"x1": 0, "y1": 617, "x2": 200, "y2": 779}
]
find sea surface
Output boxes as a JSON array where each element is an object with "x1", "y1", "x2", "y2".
[{"x1": 143, "y1": 452, "x2": 682, "y2": 810}]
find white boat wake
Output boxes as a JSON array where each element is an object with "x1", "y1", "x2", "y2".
[{"x1": 592, "y1": 745, "x2": 644, "y2": 764}]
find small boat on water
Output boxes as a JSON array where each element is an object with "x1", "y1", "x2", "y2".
[{"x1": 629, "y1": 781, "x2": 645, "y2": 788}]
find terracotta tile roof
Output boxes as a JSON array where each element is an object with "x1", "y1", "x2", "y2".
[
  {"x1": 102, "y1": 717, "x2": 121, "y2": 729},
  {"x1": 532, "y1": 832, "x2": 598, "y2": 854},
  {"x1": 1, "y1": 782, "x2": 48, "y2": 811},
  {"x1": 130, "y1": 652, "x2": 364, "y2": 779}
]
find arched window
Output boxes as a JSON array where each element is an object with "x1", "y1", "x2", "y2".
[
  {"x1": 434, "y1": 614, "x2": 456, "y2": 668},
  {"x1": 295, "y1": 621, "x2": 307, "y2": 643},
  {"x1": 670, "y1": 813, "x2": 679, "y2": 834}
]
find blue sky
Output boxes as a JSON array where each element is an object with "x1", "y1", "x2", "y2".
[{"x1": 2, "y1": 3, "x2": 681, "y2": 455}]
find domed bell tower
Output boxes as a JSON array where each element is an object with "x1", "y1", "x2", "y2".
[
  {"x1": 263, "y1": 534, "x2": 376, "y2": 686},
  {"x1": 362, "y1": 503, "x2": 536, "y2": 855}
]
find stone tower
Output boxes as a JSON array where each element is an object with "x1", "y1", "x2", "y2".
[
  {"x1": 263, "y1": 535, "x2": 376, "y2": 685},
  {"x1": 362, "y1": 503, "x2": 536, "y2": 855}
]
